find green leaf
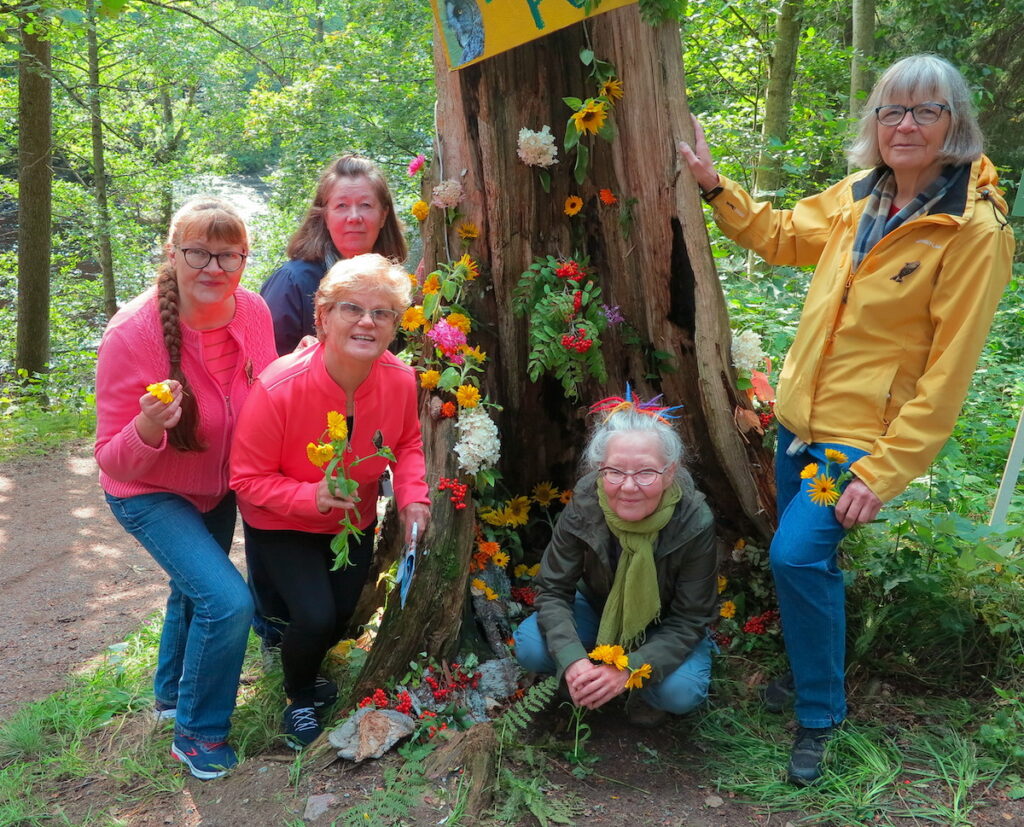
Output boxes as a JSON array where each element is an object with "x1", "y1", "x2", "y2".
[
  {"x1": 438, "y1": 366, "x2": 461, "y2": 390},
  {"x1": 442, "y1": 279, "x2": 457, "y2": 301},
  {"x1": 423, "y1": 291, "x2": 439, "y2": 319},
  {"x1": 574, "y1": 142, "x2": 589, "y2": 185},
  {"x1": 564, "y1": 120, "x2": 580, "y2": 151},
  {"x1": 562, "y1": 96, "x2": 584, "y2": 109},
  {"x1": 538, "y1": 169, "x2": 551, "y2": 193},
  {"x1": 57, "y1": 8, "x2": 87, "y2": 24},
  {"x1": 579, "y1": 48, "x2": 594, "y2": 66}
]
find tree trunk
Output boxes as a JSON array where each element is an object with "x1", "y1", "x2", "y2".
[
  {"x1": 87, "y1": 0, "x2": 117, "y2": 319},
  {"x1": 16, "y1": 11, "x2": 52, "y2": 379},
  {"x1": 425, "y1": 6, "x2": 775, "y2": 538},
  {"x1": 753, "y1": 0, "x2": 803, "y2": 200},
  {"x1": 849, "y1": 0, "x2": 875, "y2": 171}
]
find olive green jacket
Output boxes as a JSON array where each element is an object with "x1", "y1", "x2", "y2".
[{"x1": 534, "y1": 470, "x2": 718, "y2": 682}]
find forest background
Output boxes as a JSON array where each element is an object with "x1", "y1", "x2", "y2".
[{"x1": 2, "y1": 0, "x2": 1024, "y2": 824}]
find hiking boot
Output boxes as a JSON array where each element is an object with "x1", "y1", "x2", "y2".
[
  {"x1": 170, "y1": 734, "x2": 237, "y2": 780},
  {"x1": 762, "y1": 672, "x2": 795, "y2": 713},
  {"x1": 625, "y1": 694, "x2": 668, "y2": 729},
  {"x1": 787, "y1": 725, "x2": 834, "y2": 786},
  {"x1": 313, "y1": 676, "x2": 338, "y2": 709},
  {"x1": 153, "y1": 699, "x2": 176, "y2": 721},
  {"x1": 283, "y1": 703, "x2": 322, "y2": 750}
]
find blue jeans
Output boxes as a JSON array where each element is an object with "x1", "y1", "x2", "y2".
[
  {"x1": 771, "y1": 424, "x2": 868, "y2": 728},
  {"x1": 513, "y1": 593, "x2": 714, "y2": 715},
  {"x1": 105, "y1": 491, "x2": 253, "y2": 742}
]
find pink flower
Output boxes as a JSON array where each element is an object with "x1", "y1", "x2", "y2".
[
  {"x1": 407, "y1": 154, "x2": 426, "y2": 176},
  {"x1": 426, "y1": 318, "x2": 468, "y2": 358}
]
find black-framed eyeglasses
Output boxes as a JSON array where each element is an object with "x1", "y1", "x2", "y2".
[
  {"x1": 598, "y1": 465, "x2": 670, "y2": 486},
  {"x1": 334, "y1": 301, "x2": 400, "y2": 326},
  {"x1": 176, "y1": 246, "x2": 247, "y2": 272},
  {"x1": 874, "y1": 102, "x2": 949, "y2": 126}
]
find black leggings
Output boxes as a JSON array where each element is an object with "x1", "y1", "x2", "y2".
[{"x1": 242, "y1": 522, "x2": 375, "y2": 703}]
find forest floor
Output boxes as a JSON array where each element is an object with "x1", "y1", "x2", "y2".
[{"x1": 2, "y1": 444, "x2": 1022, "y2": 826}]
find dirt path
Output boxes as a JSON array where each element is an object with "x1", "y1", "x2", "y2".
[{"x1": 0, "y1": 443, "x2": 244, "y2": 720}]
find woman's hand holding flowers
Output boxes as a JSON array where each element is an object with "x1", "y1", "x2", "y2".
[
  {"x1": 135, "y1": 379, "x2": 183, "y2": 446},
  {"x1": 564, "y1": 658, "x2": 628, "y2": 709}
]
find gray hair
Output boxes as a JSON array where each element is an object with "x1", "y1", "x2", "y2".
[
  {"x1": 847, "y1": 54, "x2": 983, "y2": 169},
  {"x1": 582, "y1": 407, "x2": 685, "y2": 474}
]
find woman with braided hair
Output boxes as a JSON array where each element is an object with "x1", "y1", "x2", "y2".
[
  {"x1": 95, "y1": 197, "x2": 276, "y2": 779},
  {"x1": 513, "y1": 391, "x2": 719, "y2": 728}
]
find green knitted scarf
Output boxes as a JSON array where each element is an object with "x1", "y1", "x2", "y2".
[{"x1": 595, "y1": 479, "x2": 681, "y2": 650}]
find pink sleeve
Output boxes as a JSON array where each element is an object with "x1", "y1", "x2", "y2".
[
  {"x1": 229, "y1": 381, "x2": 324, "y2": 522},
  {"x1": 94, "y1": 326, "x2": 168, "y2": 481}
]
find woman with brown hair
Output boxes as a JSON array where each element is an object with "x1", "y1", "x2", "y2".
[
  {"x1": 95, "y1": 197, "x2": 276, "y2": 779},
  {"x1": 260, "y1": 154, "x2": 408, "y2": 357}
]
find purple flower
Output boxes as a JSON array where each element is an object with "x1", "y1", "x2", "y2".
[{"x1": 602, "y1": 304, "x2": 624, "y2": 325}]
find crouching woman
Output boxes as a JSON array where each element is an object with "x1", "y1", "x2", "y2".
[{"x1": 513, "y1": 394, "x2": 718, "y2": 726}]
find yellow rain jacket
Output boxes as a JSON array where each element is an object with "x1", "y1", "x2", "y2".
[{"x1": 712, "y1": 156, "x2": 1015, "y2": 502}]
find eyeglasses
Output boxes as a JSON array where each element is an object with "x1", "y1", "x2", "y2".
[
  {"x1": 874, "y1": 102, "x2": 949, "y2": 126},
  {"x1": 598, "y1": 466, "x2": 670, "y2": 486},
  {"x1": 334, "y1": 301, "x2": 400, "y2": 325},
  {"x1": 176, "y1": 247, "x2": 247, "y2": 272}
]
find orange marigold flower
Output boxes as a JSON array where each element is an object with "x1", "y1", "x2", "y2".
[
  {"x1": 560, "y1": 489, "x2": 574, "y2": 504},
  {"x1": 478, "y1": 540, "x2": 500, "y2": 557},
  {"x1": 419, "y1": 370, "x2": 441, "y2": 390},
  {"x1": 440, "y1": 401, "x2": 457, "y2": 418},
  {"x1": 599, "y1": 188, "x2": 617, "y2": 205},
  {"x1": 411, "y1": 200, "x2": 429, "y2": 222},
  {"x1": 423, "y1": 273, "x2": 441, "y2": 294},
  {"x1": 719, "y1": 600, "x2": 737, "y2": 619},
  {"x1": 455, "y1": 385, "x2": 481, "y2": 408},
  {"x1": 445, "y1": 312, "x2": 472, "y2": 334},
  {"x1": 564, "y1": 195, "x2": 583, "y2": 216}
]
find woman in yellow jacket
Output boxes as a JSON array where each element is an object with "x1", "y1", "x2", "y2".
[{"x1": 680, "y1": 54, "x2": 1015, "y2": 785}]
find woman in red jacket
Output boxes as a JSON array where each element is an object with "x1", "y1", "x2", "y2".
[
  {"x1": 95, "y1": 198, "x2": 276, "y2": 779},
  {"x1": 231, "y1": 253, "x2": 430, "y2": 749}
]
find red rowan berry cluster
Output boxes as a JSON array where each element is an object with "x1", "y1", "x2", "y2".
[
  {"x1": 561, "y1": 328, "x2": 593, "y2": 353},
  {"x1": 743, "y1": 609, "x2": 780, "y2": 635},
  {"x1": 572, "y1": 290, "x2": 583, "y2": 314},
  {"x1": 712, "y1": 630, "x2": 732, "y2": 649},
  {"x1": 438, "y1": 477, "x2": 469, "y2": 510},
  {"x1": 423, "y1": 663, "x2": 481, "y2": 703},
  {"x1": 554, "y1": 260, "x2": 586, "y2": 281},
  {"x1": 511, "y1": 586, "x2": 536, "y2": 607},
  {"x1": 758, "y1": 400, "x2": 777, "y2": 429},
  {"x1": 418, "y1": 709, "x2": 449, "y2": 739},
  {"x1": 393, "y1": 691, "x2": 413, "y2": 715},
  {"x1": 358, "y1": 687, "x2": 392, "y2": 709}
]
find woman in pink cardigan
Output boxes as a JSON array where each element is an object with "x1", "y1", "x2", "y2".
[
  {"x1": 231, "y1": 253, "x2": 430, "y2": 749},
  {"x1": 95, "y1": 198, "x2": 276, "y2": 779}
]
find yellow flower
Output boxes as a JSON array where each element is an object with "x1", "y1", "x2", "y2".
[
  {"x1": 327, "y1": 410, "x2": 348, "y2": 442},
  {"x1": 564, "y1": 195, "x2": 583, "y2": 216},
  {"x1": 411, "y1": 200, "x2": 429, "y2": 221},
  {"x1": 717, "y1": 575, "x2": 728, "y2": 594},
  {"x1": 825, "y1": 448, "x2": 849, "y2": 464},
  {"x1": 800, "y1": 462, "x2": 819, "y2": 479},
  {"x1": 457, "y1": 221, "x2": 479, "y2": 239},
  {"x1": 455, "y1": 385, "x2": 481, "y2": 408},
  {"x1": 445, "y1": 312, "x2": 472, "y2": 334},
  {"x1": 808, "y1": 474, "x2": 841, "y2": 507},
  {"x1": 480, "y1": 506, "x2": 512, "y2": 526},
  {"x1": 624, "y1": 663, "x2": 652, "y2": 690},
  {"x1": 719, "y1": 600, "x2": 736, "y2": 619},
  {"x1": 532, "y1": 481, "x2": 560, "y2": 507},
  {"x1": 527, "y1": 563, "x2": 540, "y2": 577},
  {"x1": 419, "y1": 370, "x2": 441, "y2": 390},
  {"x1": 456, "y1": 253, "x2": 480, "y2": 280},
  {"x1": 484, "y1": 586, "x2": 499, "y2": 601},
  {"x1": 514, "y1": 564, "x2": 528, "y2": 578},
  {"x1": 492, "y1": 551, "x2": 510, "y2": 568},
  {"x1": 401, "y1": 305, "x2": 427, "y2": 332},
  {"x1": 507, "y1": 495, "x2": 531, "y2": 526},
  {"x1": 571, "y1": 98, "x2": 608, "y2": 135},
  {"x1": 423, "y1": 273, "x2": 441, "y2": 294},
  {"x1": 470, "y1": 578, "x2": 486, "y2": 592},
  {"x1": 599, "y1": 78, "x2": 624, "y2": 102},
  {"x1": 461, "y1": 345, "x2": 487, "y2": 363},
  {"x1": 560, "y1": 490, "x2": 573, "y2": 505},
  {"x1": 589, "y1": 644, "x2": 619, "y2": 665},
  {"x1": 306, "y1": 441, "x2": 335, "y2": 467},
  {"x1": 146, "y1": 381, "x2": 173, "y2": 405}
]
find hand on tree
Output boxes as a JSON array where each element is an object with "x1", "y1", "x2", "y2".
[
  {"x1": 677, "y1": 114, "x2": 720, "y2": 193},
  {"x1": 564, "y1": 658, "x2": 628, "y2": 710},
  {"x1": 834, "y1": 478, "x2": 882, "y2": 529}
]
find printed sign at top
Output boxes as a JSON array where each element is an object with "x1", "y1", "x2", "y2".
[{"x1": 431, "y1": 0, "x2": 639, "y2": 70}]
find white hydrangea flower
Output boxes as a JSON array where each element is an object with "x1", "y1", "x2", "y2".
[
  {"x1": 431, "y1": 178, "x2": 464, "y2": 209},
  {"x1": 454, "y1": 405, "x2": 501, "y2": 476},
  {"x1": 731, "y1": 329, "x2": 765, "y2": 373},
  {"x1": 517, "y1": 125, "x2": 558, "y2": 168}
]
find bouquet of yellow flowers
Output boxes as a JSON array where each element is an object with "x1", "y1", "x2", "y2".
[{"x1": 307, "y1": 411, "x2": 395, "y2": 570}]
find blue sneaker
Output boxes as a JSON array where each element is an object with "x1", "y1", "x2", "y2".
[
  {"x1": 171, "y1": 734, "x2": 238, "y2": 779},
  {"x1": 283, "y1": 703, "x2": 322, "y2": 750}
]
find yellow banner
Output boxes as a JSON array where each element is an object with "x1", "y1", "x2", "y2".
[{"x1": 432, "y1": 0, "x2": 638, "y2": 70}]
